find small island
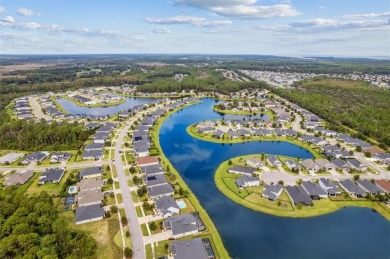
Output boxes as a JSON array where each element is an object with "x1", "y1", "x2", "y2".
[{"x1": 215, "y1": 155, "x2": 390, "y2": 220}]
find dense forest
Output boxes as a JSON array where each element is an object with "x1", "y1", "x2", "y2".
[
  {"x1": 275, "y1": 79, "x2": 390, "y2": 149},
  {"x1": 0, "y1": 190, "x2": 96, "y2": 258},
  {"x1": 0, "y1": 118, "x2": 92, "y2": 151}
]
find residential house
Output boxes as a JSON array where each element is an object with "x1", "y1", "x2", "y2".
[
  {"x1": 163, "y1": 214, "x2": 200, "y2": 238},
  {"x1": 356, "y1": 180, "x2": 385, "y2": 195},
  {"x1": 301, "y1": 181, "x2": 328, "y2": 200},
  {"x1": 83, "y1": 150, "x2": 103, "y2": 160},
  {"x1": 147, "y1": 184, "x2": 174, "y2": 200},
  {"x1": 77, "y1": 177, "x2": 103, "y2": 192},
  {"x1": 134, "y1": 145, "x2": 150, "y2": 158},
  {"x1": 284, "y1": 129, "x2": 297, "y2": 137},
  {"x1": 331, "y1": 159, "x2": 350, "y2": 172},
  {"x1": 314, "y1": 159, "x2": 335, "y2": 171},
  {"x1": 338, "y1": 179, "x2": 366, "y2": 198},
  {"x1": 301, "y1": 159, "x2": 319, "y2": 173},
  {"x1": 76, "y1": 189, "x2": 103, "y2": 207},
  {"x1": 262, "y1": 184, "x2": 283, "y2": 201},
  {"x1": 50, "y1": 152, "x2": 72, "y2": 163},
  {"x1": 318, "y1": 178, "x2": 341, "y2": 196},
  {"x1": 374, "y1": 153, "x2": 390, "y2": 165},
  {"x1": 79, "y1": 166, "x2": 103, "y2": 180},
  {"x1": 228, "y1": 165, "x2": 254, "y2": 176},
  {"x1": 155, "y1": 196, "x2": 180, "y2": 218},
  {"x1": 75, "y1": 204, "x2": 105, "y2": 225},
  {"x1": 143, "y1": 174, "x2": 168, "y2": 187},
  {"x1": 137, "y1": 156, "x2": 160, "y2": 167},
  {"x1": 0, "y1": 153, "x2": 25, "y2": 164},
  {"x1": 267, "y1": 155, "x2": 282, "y2": 167},
  {"x1": 245, "y1": 158, "x2": 264, "y2": 169},
  {"x1": 346, "y1": 158, "x2": 367, "y2": 171},
  {"x1": 374, "y1": 180, "x2": 390, "y2": 193},
  {"x1": 284, "y1": 159, "x2": 300, "y2": 171},
  {"x1": 3, "y1": 170, "x2": 34, "y2": 187},
  {"x1": 140, "y1": 163, "x2": 165, "y2": 176},
  {"x1": 235, "y1": 175, "x2": 260, "y2": 189},
  {"x1": 212, "y1": 130, "x2": 224, "y2": 139},
  {"x1": 285, "y1": 185, "x2": 312, "y2": 206},
  {"x1": 21, "y1": 151, "x2": 50, "y2": 165},
  {"x1": 38, "y1": 168, "x2": 65, "y2": 184},
  {"x1": 259, "y1": 129, "x2": 272, "y2": 137},
  {"x1": 228, "y1": 130, "x2": 238, "y2": 139},
  {"x1": 170, "y1": 238, "x2": 209, "y2": 259},
  {"x1": 198, "y1": 127, "x2": 214, "y2": 134},
  {"x1": 237, "y1": 128, "x2": 251, "y2": 137}
]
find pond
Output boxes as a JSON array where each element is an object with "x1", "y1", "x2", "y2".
[
  {"x1": 56, "y1": 96, "x2": 159, "y2": 116},
  {"x1": 159, "y1": 98, "x2": 390, "y2": 258}
]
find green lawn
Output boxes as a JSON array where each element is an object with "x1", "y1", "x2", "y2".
[
  {"x1": 26, "y1": 169, "x2": 71, "y2": 197},
  {"x1": 114, "y1": 181, "x2": 120, "y2": 189},
  {"x1": 140, "y1": 223, "x2": 149, "y2": 236},
  {"x1": 116, "y1": 193, "x2": 123, "y2": 203},
  {"x1": 131, "y1": 191, "x2": 139, "y2": 203},
  {"x1": 135, "y1": 206, "x2": 143, "y2": 217}
]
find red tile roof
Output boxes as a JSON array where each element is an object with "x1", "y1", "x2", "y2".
[{"x1": 374, "y1": 180, "x2": 390, "y2": 192}]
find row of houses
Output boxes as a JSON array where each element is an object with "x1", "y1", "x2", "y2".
[
  {"x1": 82, "y1": 122, "x2": 117, "y2": 160},
  {"x1": 13, "y1": 97, "x2": 34, "y2": 121}
]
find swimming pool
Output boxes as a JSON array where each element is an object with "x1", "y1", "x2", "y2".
[
  {"x1": 176, "y1": 199, "x2": 187, "y2": 209},
  {"x1": 68, "y1": 186, "x2": 77, "y2": 194}
]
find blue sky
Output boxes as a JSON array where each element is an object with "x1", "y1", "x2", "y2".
[{"x1": 0, "y1": 0, "x2": 389, "y2": 56}]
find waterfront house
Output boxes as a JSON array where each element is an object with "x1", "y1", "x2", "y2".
[
  {"x1": 155, "y1": 196, "x2": 180, "y2": 218},
  {"x1": 137, "y1": 156, "x2": 160, "y2": 167},
  {"x1": 237, "y1": 128, "x2": 251, "y2": 137},
  {"x1": 245, "y1": 158, "x2": 264, "y2": 169},
  {"x1": 212, "y1": 130, "x2": 224, "y2": 139},
  {"x1": 284, "y1": 129, "x2": 297, "y2": 137},
  {"x1": 318, "y1": 178, "x2": 341, "y2": 196},
  {"x1": 147, "y1": 184, "x2": 174, "y2": 200},
  {"x1": 163, "y1": 214, "x2": 200, "y2": 238},
  {"x1": 284, "y1": 159, "x2": 300, "y2": 171},
  {"x1": 301, "y1": 181, "x2": 328, "y2": 200},
  {"x1": 262, "y1": 184, "x2": 283, "y2": 201},
  {"x1": 356, "y1": 180, "x2": 385, "y2": 195},
  {"x1": 285, "y1": 185, "x2": 312, "y2": 206},
  {"x1": 228, "y1": 165, "x2": 254, "y2": 176},
  {"x1": 198, "y1": 127, "x2": 214, "y2": 134},
  {"x1": 267, "y1": 155, "x2": 282, "y2": 167},
  {"x1": 143, "y1": 174, "x2": 168, "y2": 188},
  {"x1": 228, "y1": 130, "x2": 239, "y2": 139},
  {"x1": 140, "y1": 163, "x2": 165, "y2": 176},
  {"x1": 235, "y1": 175, "x2": 260, "y2": 189},
  {"x1": 170, "y1": 238, "x2": 209, "y2": 259},
  {"x1": 338, "y1": 179, "x2": 366, "y2": 198},
  {"x1": 374, "y1": 180, "x2": 390, "y2": 193}
]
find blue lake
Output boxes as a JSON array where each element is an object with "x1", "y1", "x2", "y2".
[
  {"x1": 56, "y1": 97, "x2": 159, "y2": 116},
  {"x1": 159, "y1": 98, "x2": 390, "y2": 259}
]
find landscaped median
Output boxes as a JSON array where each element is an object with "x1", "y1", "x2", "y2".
[
  {"x1": 186, "y1": 122, "x2": 323, "y2": 159},
  {"x1": 149, "y1": 99, "x2": 230, "y2": 259},
  {"x1": 215, "y1": 155, "x2": 390, "y2": 220}
]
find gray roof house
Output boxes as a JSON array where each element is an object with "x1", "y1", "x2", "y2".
[
  {"x1": 284, "y1": 159, "x2": 300, "y2": 170},
  {"x1": 356, "y1": 180, "x2": 385, "y2": 195},
  {"x1": 83, "y1": 150, "x2": 104, "y2": 160},
  {"x1": 212, "y1": 130, "x2": 224, "y2": 139},
  {"x1": 50, "y1": 152, "x2": 71, "y2": 163},
  {"x1": 237, "y1": 128, "x2": 251, "y2": 137},
  {"x1": 163, "y1": 214, "x2": 200, "y2": 238},
  {"x1": 267, "y1": 155, "x2": 282, "y2": 167},
  {"x1": 338, "y1": 179, "x2": 366, "y2": 198},
  {"x1": 0, "y1": 153, "x2": 25, "y2": 164},
  {"x1": 262, "y1": 184, "x2": 283, "y2": 201},
  {"x1": 285, "y1": 185, "x2": 312, "y2": 206},
  {"x1": 228, "y1": 130, "x2": 239, "y2": 139},
  {"x1": 346, "y1": 159, "x2": 367, "y2": 171},
  {"x1": 75, "y1": 204, "x2": 105, "y2": 225},
  {"x1": 79, "y1": 166, "x2": 103, "y2": 180},
  {"x1": 284, "y1": 129, "x2": 297, "y2": 136},
  {"x1": 77, "y1": 177, "x2": 103, "y2": 192},
  {"x1": 259, "y1": 129, "x2": 272, "y2": 137},
  {"x1": 155, "y1": 196, "x2": 180, "y2": 218},
  {"x1": 170, "y1": 238, "x2": 209, "y2": 259},
  {"x1": 228, "y1": 165, "x2": 254, "y2": 176},
  {"x1": 3, "y1": 170, "x2": 34, "y2": 187},
  {"x1": 198, "y1": 127, "x2": 214, "y2": 134},
  {"x1": 301, "y1": 181, "x2": 328, "y2": 200},
  {"x1": 21, "y1": 151, "x2": 50, "y2": 165},
  {"x1": 38, "y1": 168, "x2": 65, "y2": 184},
  {"x1": 301, "y1": 159, "x2": 319, "y2": 172},
  {"x1": 331, "y1": 159, "x2": 350, "y2": 172},
  {"x1": 147, "y1": 184, "x2": 174, "y2": 200},
  {"x1": 318, "y1": 178, "x2": 341, "y2": 196},
  {"x1": 314, "y1": 159, "x2": 335, "y2": 171},
  {"x1": 76, "y1": 189, "x2": 103, "y2": 207},
  {"x1": 84, "y1": 143, "x2": 104, "y2": 151},
  {"x1": 143, "y1": 174, "x2": 168, "y2": 187},
  {"x1": 235, "y1": 175, "x2": 260, "y2": 189},
  {"x1": 140, "y1": 163, "x2": 165, "y2": 176}
]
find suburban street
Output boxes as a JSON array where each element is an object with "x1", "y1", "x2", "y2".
[
  {"x1": 114, "y1": 121, "x2": 146, "y2": 259},
  {"x1": 29, "y1": 97, "x2": 50, "y2": 121}
]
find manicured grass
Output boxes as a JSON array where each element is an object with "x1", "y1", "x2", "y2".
[
  {"x1": 114, "y1": 181, "x2": 120, "y2": 189},
  {"x1": 111, "y1": 164, "x2": 118, "y2": 178},
  {"x1": 127, "y1": 179, "x2": 134, "y2": 187},
  {"x1": 116, "y1": 193, "x2": 123, "y2": 203},
  {"x1": 140, "y1": 223, "x2": 149, "y2": 236},
  {"x1": 135, "y1": 206, "x2": 143, "y2": 217},
  {"x1": 131, "y1": 191, "x2": 139, "y2": 203},
  {"x1": 178, "y1": 197, "x2": 197, "y2": 214},
  {"x1": 186, "y1": 123, "x2": 323, "y2": 159},
  {"x1": 150, "y1": 100, "x2": 230, "y2": 259},
  {"x1": 105, "y1": 194, "x2": 116, "y2": 206},
  {"x1": 215, "y1": 155, "x2": 390, "y2": 220},
  {"x1": 145, "y1": 244, "x2": 153, "y2": 259}
]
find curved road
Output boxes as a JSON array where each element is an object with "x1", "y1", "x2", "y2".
[{"x1": 114, "y1": 123, "x2": 145, "y2": 258}]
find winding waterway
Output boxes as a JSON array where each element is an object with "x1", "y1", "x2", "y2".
[
  {"x1": 159, "y1": 98, "x2": 390, "y2": 259},
  {"x1": 56, "y1": 96, "x2": 159, "y2": 116}
]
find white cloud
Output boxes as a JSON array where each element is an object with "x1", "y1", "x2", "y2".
[
  {"x1": 17, "y1": 8, "x2": 41, "y2": 16},
  {"x1": 341, "y1": 12, "x2": 390, "y2": 19},
  {"x1": 151, "y1": 27, "x2": 171, "y2": 33},
  {"x1": 0, "y1": 6, "x2": 6, "y2": 13},
  {"x1": 173, "y1": 0, "x2": 300, "y2": 19},
  {"x1": 289, "y1": 18, "x2": 389, "y2": 32},
  {"x1": 145, "y1": 15, "x2": 232, "y2": 27},
  {"x1": 1, "y1": 16, "x2": 15, "y2": 23}
]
